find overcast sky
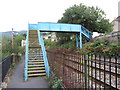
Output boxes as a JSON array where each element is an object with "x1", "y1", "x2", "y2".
[{"x1": 0, "y1": 0, "x2": 119, "y2": 32}]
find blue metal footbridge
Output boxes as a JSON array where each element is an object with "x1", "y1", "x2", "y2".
[{"x1": 24, "y1": 22, "x2": 92, "y2": 81}]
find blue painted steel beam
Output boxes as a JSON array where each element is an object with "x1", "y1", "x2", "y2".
[
  {"x1": 76, "y1": 34, "x2": 79, "y2": 48},
  {"x1": 24, "y1": 29, "x2": 29, "y2": 81},
  {"x1": 80, "y1": 32, "x2": 82, "y2": 49},
  {"x1": 29, "y1": 22, "x2": 92, "y2": 34},
  {"x1": 37, "y1": 22, "x2": 81, "y2": 32},
  {"x1": 28, "y1": 24, "x2": 38, "y2": 30}
]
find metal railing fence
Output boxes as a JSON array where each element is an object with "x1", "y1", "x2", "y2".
[
  {"x1": 0, "y1": 55, "x2": 21, "y2": 84},
  {"x1": 0, "y1": 56, "x2": 13, "y2": 82},
  {"x1": 47, "y1": 49, "x2": 120, "y2": 89}
]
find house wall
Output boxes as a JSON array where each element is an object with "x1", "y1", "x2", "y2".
[{"x1": 113, "y1": 21, "x2": 119, "y2": 32}]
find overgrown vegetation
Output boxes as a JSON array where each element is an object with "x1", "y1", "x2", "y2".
[
  {"x1": 44, "y1": 36, "x2": 119, "y2": 57},
  {"x1": 2, "y1": 34, "x2": 26, "y2": 60},
  {"x1": 44, "y1": 38, "x2": 76, "y2": 49},
  {"x1": 46, "y1": 77, "x2": 63, "y2": 89},
  {"x1": 44, "y1": 38, "x2": 58, "y2": 49},
  {"x1": 2, "y1": 36, "x2": 12, "y2": 59},
  {"x1": 79, "y1": 39, "x2": 120, "y2": 56}
]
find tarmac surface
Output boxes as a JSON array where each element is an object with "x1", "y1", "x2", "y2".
[{"x1": 7, "y1": 56, "x2": 49, "y2": 88}]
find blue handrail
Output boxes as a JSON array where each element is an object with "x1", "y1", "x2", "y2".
[
  {"x1": 81, "y1": 26, "x2": 92, "y2": 40},
  {"x1": 37, "y1": 30, "x2": 50, "y2": 77},
  {"x1": 24, "y1": 29, "x2": 29, "y2": 81}
]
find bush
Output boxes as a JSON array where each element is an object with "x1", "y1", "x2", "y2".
[
  {"x1": 44, "y1": 39, "x2": 58, "y2": 49},
  {"x1": 81, "y1": 39, "x2": 120, "y2": 56}
]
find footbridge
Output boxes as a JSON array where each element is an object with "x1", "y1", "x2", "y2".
[{"x1": 24, "y1": 22, "x2": 93, "y2": 81}]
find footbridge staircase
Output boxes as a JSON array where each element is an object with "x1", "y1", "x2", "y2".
[{"x1": 24, "y1": 22, "x2": 92, "y2": 81}]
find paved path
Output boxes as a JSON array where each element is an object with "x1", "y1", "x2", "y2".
[{"x1": 7, "y1": 56, "x2": 49, "y2": 88}]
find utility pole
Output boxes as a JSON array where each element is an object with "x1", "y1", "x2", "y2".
[
  {"x1": 12, "y1": 28, "x2": 14, "y2": 49},
  {"x1": 12, "y1": 28, "x2": 15, "y2": 62}
]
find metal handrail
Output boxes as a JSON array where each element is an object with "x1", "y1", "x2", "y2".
[
  {"x1": 37, "y1": 30, "x2": 50, "y2": 77},
  {"x1": 24, "y1": 29, "x2": 29, "y2": 81}
]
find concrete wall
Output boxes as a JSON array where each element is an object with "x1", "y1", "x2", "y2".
[
  {"x1": 112, "y1": 21, "x2": 119, "y2": 32},
  {"x1": 95, "y1": 31, "x2": 120, "y2": 43}
]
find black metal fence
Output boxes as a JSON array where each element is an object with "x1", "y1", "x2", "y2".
[
  {"x1": 47, "y1": 49, "x2": 120, "y2": 89},
  {"x1": 1, "y1": 56, "x2": 13, "y2": 82},
  {"x1": 0, "y1": 55, "x2": 22, "y2": 84}
]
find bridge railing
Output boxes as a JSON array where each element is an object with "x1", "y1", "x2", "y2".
[
  {"x1": 47, "y1": 49, "x2": 120, "y2": 89},
  {"x1": 37, "y1": 30, "x2": 50, "y2": 77},
  {"x1": 24, "y1": 29, "x2": 29, "y2": 81},
  {"x1": 81, "y1": 26, "x2": 92, "y2": 39}
]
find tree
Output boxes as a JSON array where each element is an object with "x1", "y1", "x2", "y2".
[
  {"x1": 2, "y1": 34, "x2": 26, "y2": 59},
  {"x1": 14, "y1": 34, "x2": 26, "y2": 54},
  {"x1": 56, "y1": 4, "x2": 113, "y2": 46},
  {"x1": 2, "y1": 36, "x2": 12, "y2": 59},
  {"x1": 58, "y1": 4, "x2": 113, "y2": 33},
  {"x1": 14, "y1": 34, "x2": 26, "y2": 46}
]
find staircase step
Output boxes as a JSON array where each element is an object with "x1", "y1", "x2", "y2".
[
  {"x1": 28, "y1": 51, "x2": 42, "y2": 53},
  {"x1": 29, "y1": 56, "x2": 42, "y2": 57},
  {"x1": 29, "y1": 34, "x2": 38, "y2": 35},
  {"x1": 28, "y1": 50, "x2": 41, "y2": 53},
  {"x1": 29, "y1": 58, "x2": 43, "y2": 60},
  {"x1": 28, "y1": 54, "x2": 42, "y2": 56},
  {"x1": 28, "y1": 54, "x2": 42, "y2": 55},
  {"x1": 28, "y1": 53, "x2": 42, "y2": 55},
  {"x1": 29, "y1": 48, "x2": 41, "y2": 50},
  {"x1": 29, "y1": 39, "x2": 38, "y2": 40},
  {"x1": 28, "y1": 64, "x2": 44, "y2": 67},
  {"x1": 29, "y1": 51, "x2": 40, "y2": 52},
  {"x1": 28, "y1": 67, "x2": 45, "y2": 70},
  {"x1": 29, "y1": 44, "x2": 39, "y2": 45},
  {"x1": 28, "y1": 73, "x2": 46, "y2": 77},
  {"x1": 29, "y1": 45, "x2": 40, "y2": 46},
  {"x1": 29, "y1": 36, "x2": 38, "y2": 39},
  {"x1": 28, "y1": 55, "x2": 43, "y2": 57},
  {"x1": 28, "y1": 60, "x2": 44, "y2": 62},
  {"x1": 28, "y1": 70, "x2": 45, "y2": 73},
  {"x1": 29, "y1": 47, "x2": 41, "y2": 48},
  {"x1": 28, "y1": 62, "x2": 44, "y2": 64},
  {"x1": 29, "y1": 50, "x2": 41, "y2": 51}
]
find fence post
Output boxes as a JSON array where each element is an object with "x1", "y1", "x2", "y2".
[
  {"x1": 84, "y1": 53, "x2": 88, "y2": 89},
  {"x1": 63, "y1": 53, "x2": 65, "y2": 81}
]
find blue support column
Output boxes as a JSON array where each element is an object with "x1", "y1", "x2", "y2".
[
  {"x1": 80, "y1": 32, "x2": 82, "y2": 49},
  {"x1": 24, "y1": 29, "x2": 29, "y2": 81},
  {"x1": 76, "y1": 34, "x2": 79, "y2": 48}
]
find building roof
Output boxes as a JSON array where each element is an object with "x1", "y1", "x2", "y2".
[{"x1": 113, "y1": 16, "x2": 120, "y2": 22}]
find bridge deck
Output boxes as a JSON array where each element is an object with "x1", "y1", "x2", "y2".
[{"x1": 29, "y1": 22, "x2": 92, "y2": 33}]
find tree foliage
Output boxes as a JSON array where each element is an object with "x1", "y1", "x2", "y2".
[
  {"x1": 56, "y1": 4, "x2": 113, "y2": 47},
  {"x1": 2, "y1": 34, "x2": 26, "y2": 59},
  {"x1": 2, "y1": 36, "x2": 12, "y2": 59},
  {"x1": 58, "y1": 4, "x2": 113, "y2": 33}
]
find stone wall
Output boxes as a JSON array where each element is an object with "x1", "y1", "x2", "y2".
[{"x1": 95, "y1": 31, "x2": 120, "y2": 44}]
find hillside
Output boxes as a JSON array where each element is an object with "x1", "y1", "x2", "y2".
[{"x1": 2, "y1": 30, "x2": 27, "y2": 37}]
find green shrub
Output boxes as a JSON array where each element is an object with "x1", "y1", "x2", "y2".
[
  {"x1": 81, "y1": 39, "x2": 119, "y2": 56},
  {"x1": 52, "y1": 78, "x2": 62, "y2": 88}
]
